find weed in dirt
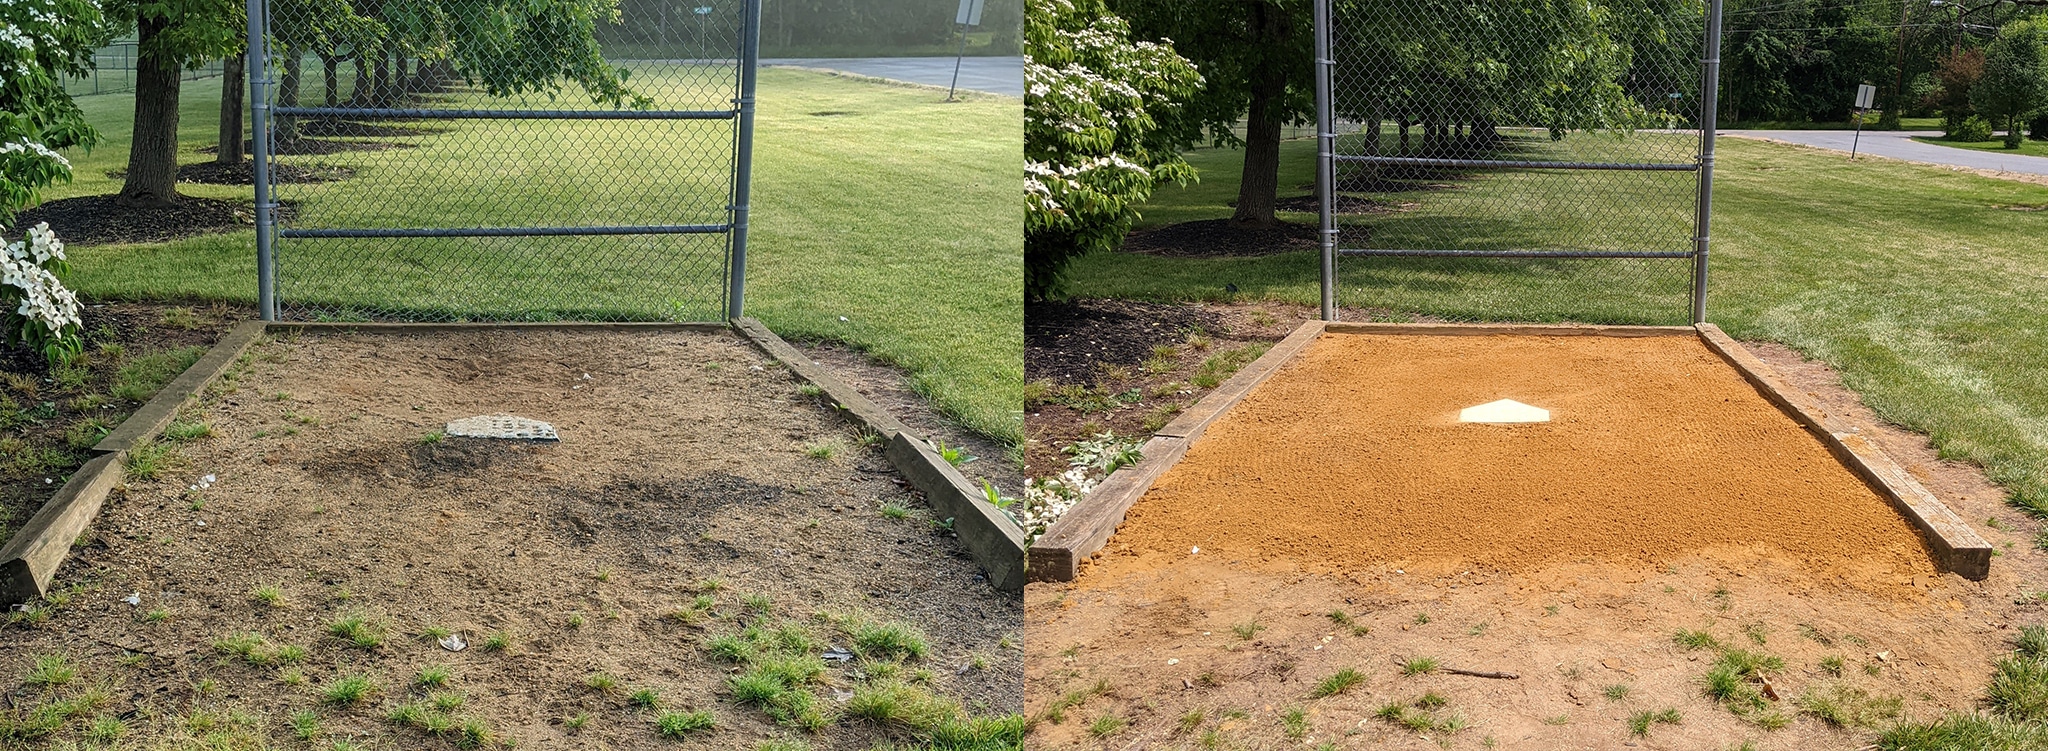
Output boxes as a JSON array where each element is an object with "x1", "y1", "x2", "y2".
[
  {"x1": 1712, "y1": 587, "x2": 1733, "y2": 611},
  {"x1": 418, "y1": 624, "x2": 453, "y2": 641},
  {"x1": 416, "y1": 665, "x2": 453, "y2": 689},
  {"x1": 1603, "y1": 683, "x2": 1632, "y2": 701},
  {"x1": 1542, "y1": 714, "x2": 1570, "y2": 726},
  {"x1": 321, "y1": 674, "x2": 378, "y2": 706},
  {"x1": 1673, "y1": 628, "x2": 1720, "y2": 651},
  {"x1": 1797, "y1": 682, "x2": 1904, "y2": 727},
  {"x1": 1820, "y1": 654, "x2": 1845, "y2": 676},
  {"x1": 112, "y1": 346, "x2": 204, "y2": 402},
  {"x1": 584, "y1": 672, "x2": 621, "y2": 693},
  {"x1": 481, "y1": 631, "x2": 511, "y2": 652},
  {"x1": 1865, "y1": 661, "x2": 1883, "y2": 676},
  {"x1": 278, "y1": 668, "x2": 306, "y2": 685},
  {"x1": 630, "y1": 687, "x2": 662, "y2": 709},
  {"x1": 802, "y1": 441, "x2": 838, "y2": 461},
  {"x1": 1402, "y1": 657, "x2": 1441, "y2": 676},
  {"x1": 164, "y1": 419, "x2": 213, "y2": 441},
  {"x1": 1988, "y1": 651, "x2": 2048, "y2": 721},
  {"x1": 123, "y1": 440, "x2": 180, "y2": 480},
  {"x1": 743, "y1": 593, "x2": 774, "y2": 614},
  {"x1": 1799, "y1": 623, "x2": 1835, "y2": 646},
  {"x1": 698, "y1": 577, "x2": 726, "y2": 593},
  {"x1": 418, "y1": 430, "x2": 445, "y2": 445},
  {"x1": 845, "y1": 681, "x2": 958, "y2": 730},
  {"x1": 1312, "y1": 668, "x2": 1365, "y2": 698},
  {"x1": 2018, "y1": 625, "x2": 2048, "y2": 659},
  {"x1": 1231, "y1": 620, "x2": 1265, "y2": 640},
  {"x1": 1280, "y1": 706, "x2": 1309, "y2": 738},
  {"x1": 1467, "y1": 621, "x2": 1489, "y2": 636},
  {"x1": 251, "y1": 584, "x2": 286, "y2": 608},
  {"x1": 1191, "y1": 345, "x2": 1267, "y2": 389},
  {"x1": 1089, "y1": 713, "x2": 1125, "y2": 738},
  {"x1": 327, "y1": 612, "x2": 386, "y2": 649},
  {"x1": 1627, "y1": 708, "x2": 1682, "y2": 737},
  {"x1": 24, "y1": 654, "x2": 75, "y2": 687},
  {"x1": 143, "y1": 607, "x2": 172, "y2": 623},
  {"x1": 1416, "y1": 691, "x2": 1448, "y2": 709},
  {"x1": 931, "y1": 439, "x2": 976, "y2": 467},
  {"x1": 291, "y1": 708, "x2": 324, "y2": 741},
  {"x1": 879, "y1": 500, "x2": 911, "y2": 520},
  {"x1": 852, "y1": 620, "x2": 930, "y2": 661},
  {"x1": 1176, "y1": 709, "x2": 1205, "y2": 734},
  {"x1": 1743, "y1": 622, "x2": 1770, "y2": 645},
  {"x1": 567, "y1": 612, "x2": 586, "y2": 629},
  {"x1": 756, "y1": 740, "x2": 811, "y2": 751},
  {"x1": 564, "y1": 713, "x2": 591, "y2": 730},
  {"x1": 1413, "y1": 612, "x2": 1431, "y2": 625}
]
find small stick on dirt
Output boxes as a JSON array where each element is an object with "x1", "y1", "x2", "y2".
[{"x1": 1441, "y1": 666, "x2": 1520, "y2": 679}]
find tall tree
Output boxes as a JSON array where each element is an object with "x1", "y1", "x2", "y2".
[
  {"x1": 1110, "y1": 0, "x2": 1311, "y2": 227},
  {"x1": 1973, "y1": 17, "x2": 2048, "y2": 148},
  {"x1": 107, "y1": 0, "x2": 244, "y2": 208}
]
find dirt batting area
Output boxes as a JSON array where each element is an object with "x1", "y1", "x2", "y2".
[
  {"x1": 3, "y1": 329, "x2": 1020, "y2": 749},
  {"x1": 1027, "y1": 332, "x2": 2045, "y2": 750}
]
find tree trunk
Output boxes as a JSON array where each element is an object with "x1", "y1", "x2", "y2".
[
  {"x1": 278, "y1": 48, "x2": 303, "y2": 141},
  {"x1": 118, "y1": 15, "x2": 184, "y2": 208},
  {"x1": 349, "y1": 56, "x2": 370, "y2": 105},
  {"x1": 1230, "y1": 1, "x2": 1290, "y2": 227},
  {"x1": 372, "y1": 53, "x2": 391, "y2": 106},
  {"x1": 322, "y1": 55, "x2": 340, "y2": 107},
  {"x1": 217, "y1": 53, "x2": 247, "y2": 165}
]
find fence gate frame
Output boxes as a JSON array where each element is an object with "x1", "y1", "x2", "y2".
[
  {"x1": 1312, "y1": 0, "x2": 1726, "y2": 324},
  {"x1": 243, "y1": 0, "x2": 763, "y2": 323}
]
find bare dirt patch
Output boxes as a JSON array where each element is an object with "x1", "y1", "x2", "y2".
[
  {"x1": 4, "y1": 329, "x2": 1020, "y2": 749},
  {"x1": 1026, "y1": 328, "x2": 2046, "y2": 750}
]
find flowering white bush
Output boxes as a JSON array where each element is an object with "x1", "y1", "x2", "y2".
[
  {"x1": 1024, "y1": 0, "x2": 1200, "y2": 300},
  {"x1": 1, "y1": 221, "x2": 81, "y2": 361}
]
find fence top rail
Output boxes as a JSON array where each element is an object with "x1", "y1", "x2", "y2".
[
  {"x1": 1333, "y1": 155, "x2": 1700, "y2": 171},
  {"x1": 269, "y1": 107, "x2": 738, "y2": 121}
]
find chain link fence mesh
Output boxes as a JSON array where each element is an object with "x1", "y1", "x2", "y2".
[
  {"x1": 255, "y1": 0, "x2": 755, "y2": 322},
  {"x1": 1324, "y1": 0, "x2": 1716, "y2": 325}
]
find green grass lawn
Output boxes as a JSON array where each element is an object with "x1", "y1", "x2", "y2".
[
  {"x1": 44, "y1": 69, "x2": 1022, "y2": 444},
  {"x1": 1913, "y1": 135, "x2": 2048, "y2": 159},
  {"x1": 1079, "y1": 135, "x2": 2048, "y2": 514}
]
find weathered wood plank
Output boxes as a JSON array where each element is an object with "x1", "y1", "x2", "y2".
[
  {"x1": 731, "y1": 317, "x2": 913, "y2": 440},
  {"x1": 0, "y1": 453, "x2": 124, "y2": 605},
  {"x1": 886, "y1": 433, "x2": 1027, "y2": 592},
  {"x1": 1027, "y1": 435, "x2": 1190, "y2": 582},
  {"x1": 95, "y1": 320, "x2": 267, "y2": 455},
  {"x1": 1696, "y1": 323, "x2": 1993, "y2": 580},
  {"x1": 1156, "y1": 321, "x2": 1325, "y2": 441}
]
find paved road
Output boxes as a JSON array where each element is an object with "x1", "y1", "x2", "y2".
[
  {"x1": 761, "y1": 56, "x2": 1022, "y2": 97},
  {"x1": 1725, "y1": 129, "x2": 2048, "y2": 176}
]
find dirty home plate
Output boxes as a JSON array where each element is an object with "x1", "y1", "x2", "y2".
[{"x1": 444, "y1": 414, "x2": 559, "y2": 441}]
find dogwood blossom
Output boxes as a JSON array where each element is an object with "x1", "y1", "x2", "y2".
[{"x1": 1, "y1": 222, "x2": 81, "y2": 358}]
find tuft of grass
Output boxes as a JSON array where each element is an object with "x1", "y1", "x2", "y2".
[
  {"x1": 122, "y1": 439, "x2": 180, "y2": 480},
  {"x1": 851, "y1": 620, "x2": 930, "y2": 661},
  {"x1": 1988, "y1": 651, "x2": 2048, "y2": 722},
  {"x1": 844, "y1": 680, "x2": 960, "y2": 731},
  {"x1": 321, "y1": 674, "x2": 378, "y2": 706},
  {"x1": 480, "y1": 630, "x2": 511, "y2": 652},
  {"x1": 1603, "y1": 683, "x2": 1632, "y2": 701},
  {"x1": 251, "y1": 584, "x2": 286, "y2": 608},
  {"x1": 1627, "y1": 708, "x2": 1682, "y2": 737},
  {"x1": 1088, "y1": 713, "x2": 1125, "y2": 738},
  {"x1": 1401, "y1": 656, "x2": 1441, "y2": 676},
  {"x1": 1820, "y1": 654, "x2": 1845, "y2": 676},
  {"x1": 1281, "y1": 706, "x2": 1309, "y2": 738},
  {"x1": 164, "y1": 419, "x2": 214, "y2": 441},
  {"x1": 630, "y1": 687, "x2": 662, "y2": 709},
  {"x1": 655, "y1": 710, "x2": 716, "y2": 738},
  {"x1": 416, "y1": 664, "x2": 453, "y2": 689},
  {"x1": 1231, "y1": 620, "x2": 1265, "y2": 640},
  {"x1": 1673, "y1": 628, "x2": 1720, "y2": 651},
  {"x1": 1878, "y1": 712, "x2": 2048, "y2": 749},
  {"x1": 289, "y1": 709, "x2": 321, "y2": 740},
  {"x1": 24, "y1": 653, "x2": 75, "y2": 687},
  {"x1": 1797, "y1": 682, "x2": 1904, "y2": 728},
  {"x1": 1311, "y1": 668, "x2": 1365, "y2": 698},
  {"x1": 327, "y1": 612, "x2": 386, "y2": 649}
]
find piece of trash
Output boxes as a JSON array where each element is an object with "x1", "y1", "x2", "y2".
[
  {"x1": 750, "y1": 365, "x2": 764, "y2": 371},
  {"x1": 571, "y1": 384, "x2": 583, "y2": 390},
  {"x1": 837, "y1": 316, "x2": 848, "y2": 322},
  {"x1": 8, "y1": 604, "x2": 27, "y2": 612},
  {"x1": 1875, "y1": 651, "x2": 1893, "y2": 663},
  {"x1": 1190, "y1": 546, "x2": 1199, "y2": 555},
  {"x1": 1396, "y1": 569, "x2": 1405, "y2": 574},
  {"x1": 581, "y1": 373, "x2": 591, "y2": 380},
  {"x1": 194, "y1": 520, "x2": 206, "y2": 527},
  {"x1": 202, "y1": 474, "x2": 216, "y2": 484},
  {"x1": 440, "y1": 634, "x2": 468, "y2": 652},
  {"x1": 445, "y1": 415, "x2": 559, "y2": 442},
  {"x1": 122, "y1": 593, "x2": 140, "y2": 606},
  {"x1": 831, "y1": 688, "x2": 855, "y2": 702},
  {"x1": 43, "y1": 478, "x2": 51, "y2": 484},
  {"x1": 822, "y1": 647, "x2": 855, "y2": 663},
  {"x1": 1167, "y1": 658, "x2": 1179, "y2": 665}
]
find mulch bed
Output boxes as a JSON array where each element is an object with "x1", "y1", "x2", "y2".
[
  {"x1": 1272, "y1": 194, "x2": 1414, "y2": 214},
  {"x1": 106, "y1": 160, "x2": 356, "y2": 186},
  {"x1": 15, "y1": 195, "x2": 298, "y2": 246},
  {"x1": 1025, "y1": 299, "x2": 1224, "y2": 386},
  {"x1": 202, "y1": 137, "x2": 412, "y2": 156},
  {"x1": 1120, "y1": 218, "x2": 1321, "y2": 258},
  {"x1": 294, "y1": 118, "x2": 444, "y2": 139}
]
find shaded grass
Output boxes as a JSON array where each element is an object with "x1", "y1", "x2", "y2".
[
  {"x1": 52, "y1": 70, "x2": 1021, "y2": 444},
  {"x1": 1072, "y1": 135, "x2": 2048, "y2": 515}
]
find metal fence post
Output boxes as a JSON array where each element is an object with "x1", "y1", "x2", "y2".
[
  {"x1": 1314, "y1": 0, "x2": 1337, "y2": 322},
  {"x1": 247, "y1": 0, "x2": 276, "y2": 321},
  {"x1": 726, "y1": 0, "x2": 761, "y2": 321},
  {"x1": 1693, "y1": 0, "x2": 1724, "y2": 325}
]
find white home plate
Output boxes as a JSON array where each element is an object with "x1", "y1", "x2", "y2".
[
  {"x1": 1459, "y1": 399, "x2": 1550, "y2": 424},
  {"x1": 445, "y1": 415, "x2": 559, "y2": 441}
]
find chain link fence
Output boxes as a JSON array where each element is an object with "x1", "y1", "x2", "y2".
[
  {"x1": 250, "y1": 0, "x2": 760, "y2": 322},
  {"x1": 1315, "y1": 0, "x2": 1724, "y2": 325},
  {"x1": 64, "y1": 41, "x2": 226, "y2": 98}
]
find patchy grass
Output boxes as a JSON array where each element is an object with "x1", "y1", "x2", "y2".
[{"x1": 1311, "y1": 668, "x2": 1365, "y2": 698}]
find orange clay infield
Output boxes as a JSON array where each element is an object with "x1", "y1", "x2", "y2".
[{"x1": 1111, "y1": 332, "x2": 1936, "y2": 582}]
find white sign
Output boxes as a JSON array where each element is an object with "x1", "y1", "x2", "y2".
[
  {"x1": 1855, "y1": 83, "x2": 1877, "y2": 110},
  {"x1": 956, "y1": 0, "x2": 985, "y2": 26}
]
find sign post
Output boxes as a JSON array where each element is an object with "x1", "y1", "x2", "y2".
[
  {"x1": 948, "y1": 0, "x2": 985, "y2": 101},
  {"x1": 1852, "y1": 83, "x2": 1877, "y2": 159}
]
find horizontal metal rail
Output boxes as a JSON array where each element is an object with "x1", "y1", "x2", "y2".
[
  {"x1": 281, "y1": 224, "x2": 732, "y2": 239},
  {"x1": 271, "y1": 106, "x2": 737, "y2": 121},
  {"x1": 1339, "y1": 248, "x2": 1695, "y2": 259},
  {"x1": 1334, "y1": 155, "x2": 1699, "y2": 171}
]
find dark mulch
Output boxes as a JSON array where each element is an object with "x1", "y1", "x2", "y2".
[
  {"x1": 106, "y1": 160, "x2": 356, "y2": 186},
  {"x1": 295, "y1": 118, "x2": 444, "y2": 138},
  {"x1": 15, "y1": 195, "x2": 298, "y2": 246},
  {"x1": 201, "y1": 137, "x2": 412, "y2": 156},
  {"x1": 1025, "y1": 298, "x2": 1223, "y2": 385},
  {"x1": 1273, "y1": 194, "x2": 1415, "y2": 214},
  {"x1": 1121, "y1": 218, "x2": 1321, "y2": 258}
]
